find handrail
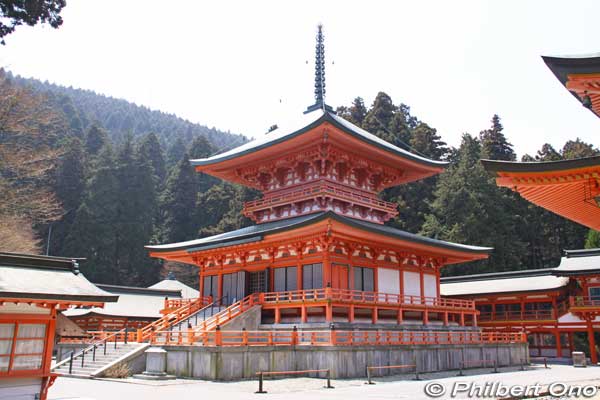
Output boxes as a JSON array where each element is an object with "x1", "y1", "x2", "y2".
[
  {"x1": 261, "y1": 288, "x2": 476, "y2": 309},
  {"x1": 150, "y1": 329, "x2": 526, "y2": 347},
  {"x1": 478, "y1": 309, "x2": 555, "y2": 321},
  {"x1": 194, "y1": 294, "x2": 260, "y2": 332},
  {"x1": 137, "y1": 295, "x2": 212, "y2": 342},
  {"x1": 243, "y1": 180, "x2": 398, "y2": 213},
  {"x1": 52, "y1": 327, "x2": 127, "y2": 370},
  {"x1": 163, "y1": 296, "x2": 212, "y2": 313},
  {"x1": 570, "y1": 296, "x2": 600, "y2": 308}
]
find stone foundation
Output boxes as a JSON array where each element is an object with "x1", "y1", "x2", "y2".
[{"x1": 159, "y1": 342, "x2": 528, "y2": 380}]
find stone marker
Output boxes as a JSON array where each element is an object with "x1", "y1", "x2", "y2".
[
  {"x1": 133, "y1": 347, "x2": 175, "y2": 380},
  {"x1": 572, "y1": 351, "x2": 587, "y2": 367}
]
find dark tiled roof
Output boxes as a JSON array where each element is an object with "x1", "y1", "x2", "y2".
[
  {"x1": 191, "y1": 109, "x2": 448, "y2": 169},
  {"x1": 0, "y1": 252, "x2": 117, "y2": 303},
  {"x1": 147, "y1": 211, "x2": 491, "y2": 256},
  {"x1": 481, "y1": 156, "x2": 600, "y2": 175}
]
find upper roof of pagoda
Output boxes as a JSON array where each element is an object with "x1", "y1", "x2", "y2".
[
  {"x1": 191, "y1": 107, "x2": 448, "y2": 190},
  {"x1": 543, "y1": 52, "x2": 600, "y2": 118}
]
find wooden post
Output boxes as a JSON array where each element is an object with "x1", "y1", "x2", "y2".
[
  {"x1": 274, "y1": 307, "x2": 281, "y2": 324},
  {"x1": 301, "y1": 305, "x2": 307, "y2": 323},
  {"x1": 555, "y1": 331, "x2": 562, "y2": 358},
  {"x1": 215, "y1": 325, "x2": 222, "y2": 346},
  {"x1": 587, "y1": 319, "x2": 597, "y2": 364}
]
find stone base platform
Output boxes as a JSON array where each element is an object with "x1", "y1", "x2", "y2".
[{"x1": 158, "y1": 342, "x2": 528, "y2": 381}]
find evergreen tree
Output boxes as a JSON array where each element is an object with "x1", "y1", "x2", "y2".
[
  {"x1": 84, "y1": 124, "x2": 109, "y2": 157},
  {"x1": 562, "y1": 139, "x2": 598, "y2": 160},
  {"x1": 535, "y1": 144, "x2": 561, "y2": 161},
  {"x1": 159, "y1": 154, "x2": 198, "y2": 243},
  {"x1": 585, "y1": 230, "x2": 600, "y2": 249},
  {"x1": 362, "y1": 92, "x2": 398, "y2": 144},
  {"x1": 113, "y1": 135, "x2": 159, "y2": 285},
  {"x1": 188, "y1": 135, "x2": 217, "y2": 193},
  {"x1": 50, "y1": 137, "x2": 86, "y2": 255},
  {"x1": 422, "y1": 133, "x2": 525, "y2": 275},
  {"x1": 138, "y1": 132, "x2": 167, "y2": 186},
  {"x1": 479, "y1": 114, "x2": 515, "y2": 161},
  {"x1": 167, "y1": 137, "x2": 187, "y2": 166},
  {"x1": 64, "y1": 145, "x2": 120, "y2": 282}
]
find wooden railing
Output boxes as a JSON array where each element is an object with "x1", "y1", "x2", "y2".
[
  {"x1": 137, "y1": 296, "x2": 212, "y2": 342},
  {"x1": 570, "y1": 296, "x2": 600, "y2": 308},
  {"x1": 150, "y1": 329, "x2": 526, "y2": 347},
  {"x1": 243, "y1": 181, "x2": 398, "y2": 214},
  {"x1": 193, "y1": 294, "x2": 260, "y2": 331},
  {"x1": 162, "y1": 296, "x2": 212, "y2": 314},
  {"x1": 479, "y1": 310, "x2": 555, "y2": 322},
  {"x1": 261, "y1": 288, "x2": 476, "y2": 309}
]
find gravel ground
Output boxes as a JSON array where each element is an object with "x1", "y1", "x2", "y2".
[{"x1": 49, "y1": 363, "x2": 600, "y2": 400}]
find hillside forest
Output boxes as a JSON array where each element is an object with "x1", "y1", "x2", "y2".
[{"x1": 1, "y1": 69, "x2": 597, "y2": 287}]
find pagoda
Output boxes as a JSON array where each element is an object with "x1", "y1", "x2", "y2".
[{"x1": 147, "y1": 25, "x2": 492, "y2": 329}]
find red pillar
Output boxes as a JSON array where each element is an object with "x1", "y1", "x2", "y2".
[
  {"x1": 568, "y1": 331, "x2": 575, "y2": 353},
  {"x1": 555, "y1": 330, "x2": 562, "y2": 358},
  {"x1": 588, "y1": 319, "x2": 598, "y2": 364}
]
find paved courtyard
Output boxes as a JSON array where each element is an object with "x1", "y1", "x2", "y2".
[{"x1": 49, "y1": 364, "x2": 600, "y2": 400}]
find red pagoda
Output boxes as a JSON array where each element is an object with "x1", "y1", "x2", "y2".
[{"x1": 146, "y1": 25, "x2": 492, "y2": 330}]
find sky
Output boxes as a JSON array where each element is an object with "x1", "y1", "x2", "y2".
[{"x1": 1, "y1": 0, "x2": 599, "y2": 157}]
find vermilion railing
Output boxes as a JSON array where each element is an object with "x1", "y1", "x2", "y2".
[
  {"x1": 570, "y1": 296, "x2": 600, "y2": 308},
  {"x1": 261, "y1": 288, "x2": 476, "y2": 309},
  {"x1": 150, "y1": 329, "x2": 526, "y2": 347},
  {"x1": 162, "y1": 297, "x2": 212, "y2": 313},
  {"x1": 194, "y1": 294, "x2": 260, "y2": 331},
  {"x1": 478, "y1": 310, "x2": 555, "y2": 322},
  {"x1": 243, "y1": 180, "x2": 398, "y2": 214},
  {"x1": 137, "y1": 296, "x2": 212, "y2": 342}
]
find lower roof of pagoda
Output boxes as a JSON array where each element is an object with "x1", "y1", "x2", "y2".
[
  {"x1": 482, "y1": 156, "x2": 600, "y2": 230},
  {"x1": 146, "y1": 211, "x2": 491, "y2": 265}
]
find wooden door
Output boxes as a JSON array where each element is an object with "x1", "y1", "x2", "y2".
[{"x1": 332, "y1": 264, "x2": 349, "y2": 290}]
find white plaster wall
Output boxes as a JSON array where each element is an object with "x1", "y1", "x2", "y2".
[
  {"x1": 0, "y1": 303, "x2": 50, "y2": 315},
  {"x1": 403, "y1": 271, "x2": 420, "y2": 297},
  {"x1": 423, "y1": 273, "x2": 438, "y2": 298},
  {"x1": 377, "y1": 268, "x2": 400, "y2": 295}
]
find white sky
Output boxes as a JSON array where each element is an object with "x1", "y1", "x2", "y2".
[{"x1": 1, "y1": 0, "x2": 599, "y2": 157}]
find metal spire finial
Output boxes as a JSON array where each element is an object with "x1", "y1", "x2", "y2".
[
  {"x1": 314, "y1": 24, "x2": 326, "y2": 107},
  {"x1": 305, "y1": 24, "x2": 334, "y2": 114}
]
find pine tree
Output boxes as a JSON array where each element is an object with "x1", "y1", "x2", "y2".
[
  {"x1": 479, "y1": 114, "x2": 515, "y2": 161},
  {"x1": 562, "y1": 139, "x2": 598, "y2": 160}
]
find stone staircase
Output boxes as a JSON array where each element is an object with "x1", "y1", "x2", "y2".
[{"x1": 53, "y1": 342, "x2": 148, "y2": 378}]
